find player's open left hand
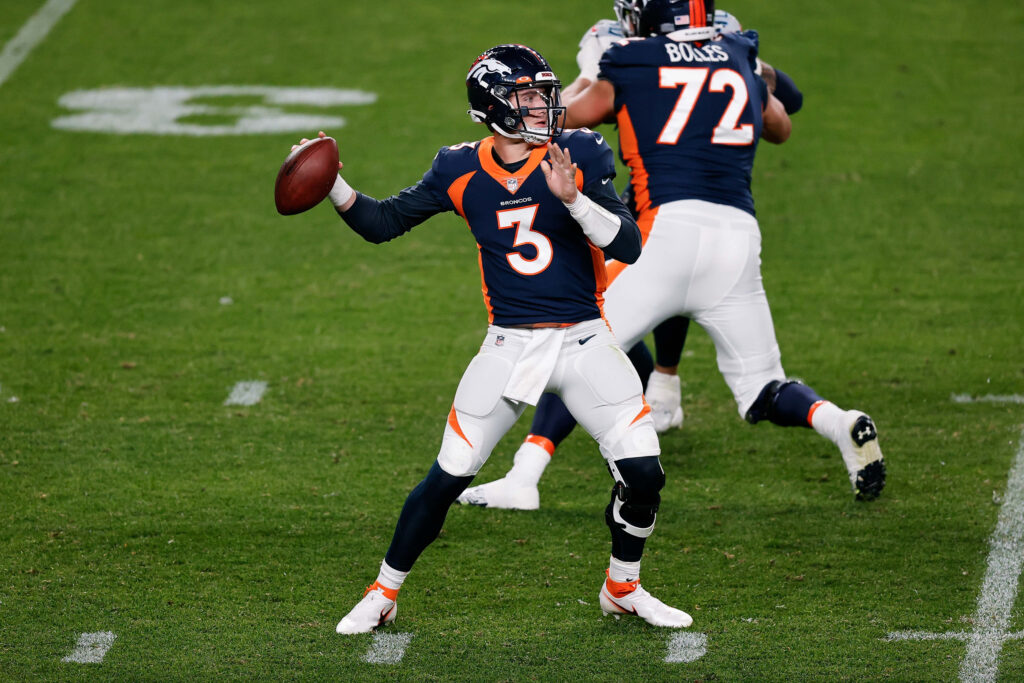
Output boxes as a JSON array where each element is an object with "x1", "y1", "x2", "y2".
[{"x1": 540, "y1": 142, "x2": 578, "y2": 204}]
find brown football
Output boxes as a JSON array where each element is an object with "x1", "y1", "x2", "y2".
[{"x1": 274, "y1": 136, "x2": 339, "y2": 215}]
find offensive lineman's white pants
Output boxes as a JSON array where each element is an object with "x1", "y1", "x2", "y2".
[
  {"x1": 604, "y1": 199, "x2": 787, "y2": 417},
  {"x1": 436, "y1": 318, "x2": 659, "y2": 478}
]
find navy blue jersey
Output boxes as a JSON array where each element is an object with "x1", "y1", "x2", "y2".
[
  {"x1": 599, "y1": 30, "x2": 768, "y2": 216},
  {"x1": 340, "y1": 129, "x2": 635, "y2": 326}
]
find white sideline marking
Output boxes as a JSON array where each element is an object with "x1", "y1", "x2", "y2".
[
  {"x1": 952, "y1": 394, "x2": 1024, "y2": 405},
  {"x1": 665, "y1": 632, "x2": 707, "y2": 663},
  {"x1": 0, "y1": 0, "x2": 78, "y2": 89},
  {"x1": 886, "y1": 426, "x2": 1024, "y2": 681},
  {"x1": 224, "y1": 381, "x2": 267, "y2": 406},
  {"x1": 61, "y1": 631, "x2": 116, "y2": 663},
  {"x1": 362, "y1": 632, "x2": 413, "y2": 664}
]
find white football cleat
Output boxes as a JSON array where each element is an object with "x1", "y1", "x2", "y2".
[
  {"x1": 599, "y1": 573, "x2": 692, "y2": 628},
  {"x1": 645, "y1": 371, "x2": 684, "y2": 434},
  {"x1": 456, "y1": 476, "x2": 540, "y2": 510},
  {"x1": 336, "y1": 583, "x2": 397, "y2": 635},
  {"x1": 837, "y1": 410, "x2": 885, "y2": 501}
]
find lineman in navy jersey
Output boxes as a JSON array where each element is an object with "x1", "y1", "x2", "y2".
[
  {"x1": 458, "y1": 0, "x2": 885, "y2": 509},
  {"x1": 324, "y1": 44, "x2": 693, "y2": 634}
]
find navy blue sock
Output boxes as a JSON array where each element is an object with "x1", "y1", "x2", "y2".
[
  {"x1": 528, "y1": 392, "x2": 579, "y2": 448},
  {"x1": 770, "y1": 381, "x2": 824, "y2": 428},
  {"x1": 653, "y1": 316, "x2": 690, "y2": 368},
  {"x1": 626, "y1": 341, "x2": 654, "y2": 390},
  {"x1": 384, "y1": 461, "x2": 474, "y2": 572}
]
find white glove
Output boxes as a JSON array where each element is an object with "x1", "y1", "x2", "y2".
[{"x1": 576, "y1": 19, "x2": 623, "y2": 82}]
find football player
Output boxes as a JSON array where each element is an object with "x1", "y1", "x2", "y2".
[
  {"x1": 323, "y1": 44, "x2": 692, "y2": 634},
  {"x1": 572, "y1": 7, "x2": 806, "y2": 435},
  {"x1": 457, "y1": 0, "x2": 885, "y2": 511}
]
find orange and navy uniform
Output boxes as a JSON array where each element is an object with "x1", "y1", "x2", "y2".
[
  {"x1": 339, "y1": 128, "x2": 640, "y2": 326},
  {"x1": 599, "y1": 30, "x2": 768, "y2": 217}
]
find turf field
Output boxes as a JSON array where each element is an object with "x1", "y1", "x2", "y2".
[{"x1": 1, "y1": 0, "x2": 1022, "y2": 679}]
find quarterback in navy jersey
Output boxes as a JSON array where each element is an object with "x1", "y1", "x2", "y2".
[
  {"x1": 459, "y1": 0, "x2": 885, "y2": 511},
  {"x1": 326, "y1": 44, "x2": 693, "y2": 635}
]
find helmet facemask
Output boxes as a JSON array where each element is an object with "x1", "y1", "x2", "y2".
[
  {"x1": 495, "y1": 83, "x2": 565, "y2": 145},
  {"x1": 614, "y1": 0, "x2": 643, "y2": 37}
]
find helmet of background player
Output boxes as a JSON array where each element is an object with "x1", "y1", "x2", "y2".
[
  {"x1": 466, "y1": 44, "x2": 565, "y2": 145},
  {"x1": 713, "y1": 8, "x2": 742, "y2": 34},
  {"x1": 638, "y1": 0, "x2": 716, "y2": 40},
  {"x1": 613, "y1": 0, "x2": 644, "y2": 37}
]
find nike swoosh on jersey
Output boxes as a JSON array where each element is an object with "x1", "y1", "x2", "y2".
[
  {"x1": 595, "y1": 135, "x2": 604, "y2": 144},
  {"x1": 579, "y1": 334, "x2": 597, "y2": 345},
  {"x1": 601, "y1": 178, "x2": 611, "y2": 185}
]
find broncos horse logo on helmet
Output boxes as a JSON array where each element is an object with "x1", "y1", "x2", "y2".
[
  {"x1": 614, "y1": 0, "x2": 716, "y2": 40},
  {"x1": 466, "y1": 44, "x2": 565, "y2": 145}
]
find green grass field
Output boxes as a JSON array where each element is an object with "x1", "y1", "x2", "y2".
[{"x1": 2, "y1": 0, "x2": 1023, "y2": 679}]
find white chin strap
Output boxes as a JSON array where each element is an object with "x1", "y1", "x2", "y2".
[{"x1": 491, "y1": 123, "x2": 550, "y2": 145}]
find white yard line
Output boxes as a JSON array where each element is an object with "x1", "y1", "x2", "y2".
[
  {"x1": 361, "y1": 632, "x2": 413, "y2": 664},
  {"x1": 665, "y1": 632, "x2": 707, "y2": 663},
  {"x1": 61, "y1": 631, "x2": 116, "y2": 663},
  {"x1": 224, "y1": 381, "x2": 267, "y2": 406},
  {"x1": 886, "y1": 425, "x2": 1024, "y2": 682},
  {"x1": 959, "y1": 426, "x2": 1024, "y2": 682},
  {"x1": 0, "y1": 0, "x2": 78, "y2": 89},
  {"x1": 952, "y1": 394, "x2": 1024, "y2": 405}
]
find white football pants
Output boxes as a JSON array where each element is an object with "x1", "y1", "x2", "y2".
[
  {"x1": 603, "y1": 199, "x2": 786, "y2": 417},
  {"x1": 436, "y1": 318, "x2": 660, "y2": 478}
]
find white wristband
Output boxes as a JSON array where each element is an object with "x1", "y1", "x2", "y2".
[
  {"x1": 564, "y1": 192, "x2": 620, "y2": 248},
  {"x1": 328, "y1": 174, "x2": 355, "y2": 208}
]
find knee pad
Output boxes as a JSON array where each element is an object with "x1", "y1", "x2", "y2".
[{"x1": 605, "y1": 456, "x2": 665, "y2": 539}]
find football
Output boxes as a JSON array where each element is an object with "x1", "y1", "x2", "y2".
[{"x1": 274, "y1": 136, "x2": 340, "y2": 215}]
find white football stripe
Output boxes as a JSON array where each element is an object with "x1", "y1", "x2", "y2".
[
  {"x1": 951, "y1": 394, "x2": 1024, "y2": 405},
  {"x1": 362, "y1": 632, "x2": 413, "y2": 664},
  {"x1": 61, "y1": 631, "x2": 116, "y2": 663},
  {"x1": 959, "y1": 425, "x2": 1024, "y2": 682},
  {"x1": 0, "y1": 0, "x2": 78, "y2": 89},
  {"x1": 664, "y1": 632, "x2": 707, "y2": 663},
  {"x1": 224, "y1": 381, "x2": 267, "y2": 406}
]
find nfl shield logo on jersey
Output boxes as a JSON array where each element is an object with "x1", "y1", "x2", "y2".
[{"x1": 506, "y1": 177, "x2": 518, "y2": 192}]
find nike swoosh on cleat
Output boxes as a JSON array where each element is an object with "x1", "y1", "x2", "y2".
[{"x1": 579, "y1": 334, "x2": 597, "y2": 345}]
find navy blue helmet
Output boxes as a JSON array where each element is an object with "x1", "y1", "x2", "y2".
[{"x1": 467, "y1": 44, "x2": 565, "y2": 145}]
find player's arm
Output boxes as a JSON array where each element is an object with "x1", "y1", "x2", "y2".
[
  {"x1": 583, "y1": 176, "x2": 641, "y2": 263},
  {"x1": 331, "y1": 178, "x2": 446, "y2": 244},
  {"x1": 761, "y1": 92, "x2": 791, "y2": 144},
  {"x1": 757, "y1": 60, "x2": 803, "y2": 115},
  {"x1": 563, "y1": 78, "x2": 616, "y2": 129}
]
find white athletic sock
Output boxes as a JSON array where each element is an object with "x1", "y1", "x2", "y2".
[
  {"x1": 506, "y1": 439, "x2": 553, "y2": 486},
  {"x1": 608, "y1": 555, "x2": 641, "y2": 583},
  {"x1": 376, "y1": 560, "x2": 409, "y2": 591},
  {"x1": 808, "y1": 400, "x2": 846, "y2": 443}
]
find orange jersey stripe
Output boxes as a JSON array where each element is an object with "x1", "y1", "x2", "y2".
[
  {"x1": 475, "y1": 243, "x2": 494, "y2": 324},
  {"x1": 446, "y1": 170, "x2": 476, "y2": 218},
  {"x1": 616, "y1": 105, "x2": 652, "y2": 215}
]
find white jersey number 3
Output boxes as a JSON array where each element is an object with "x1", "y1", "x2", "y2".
[
  {"x1": 497, "y1": 205, "x2": 552, "y2": 276},
  {"x1": 656, "y1": 67, "x2": 754, "y2": 146}
]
